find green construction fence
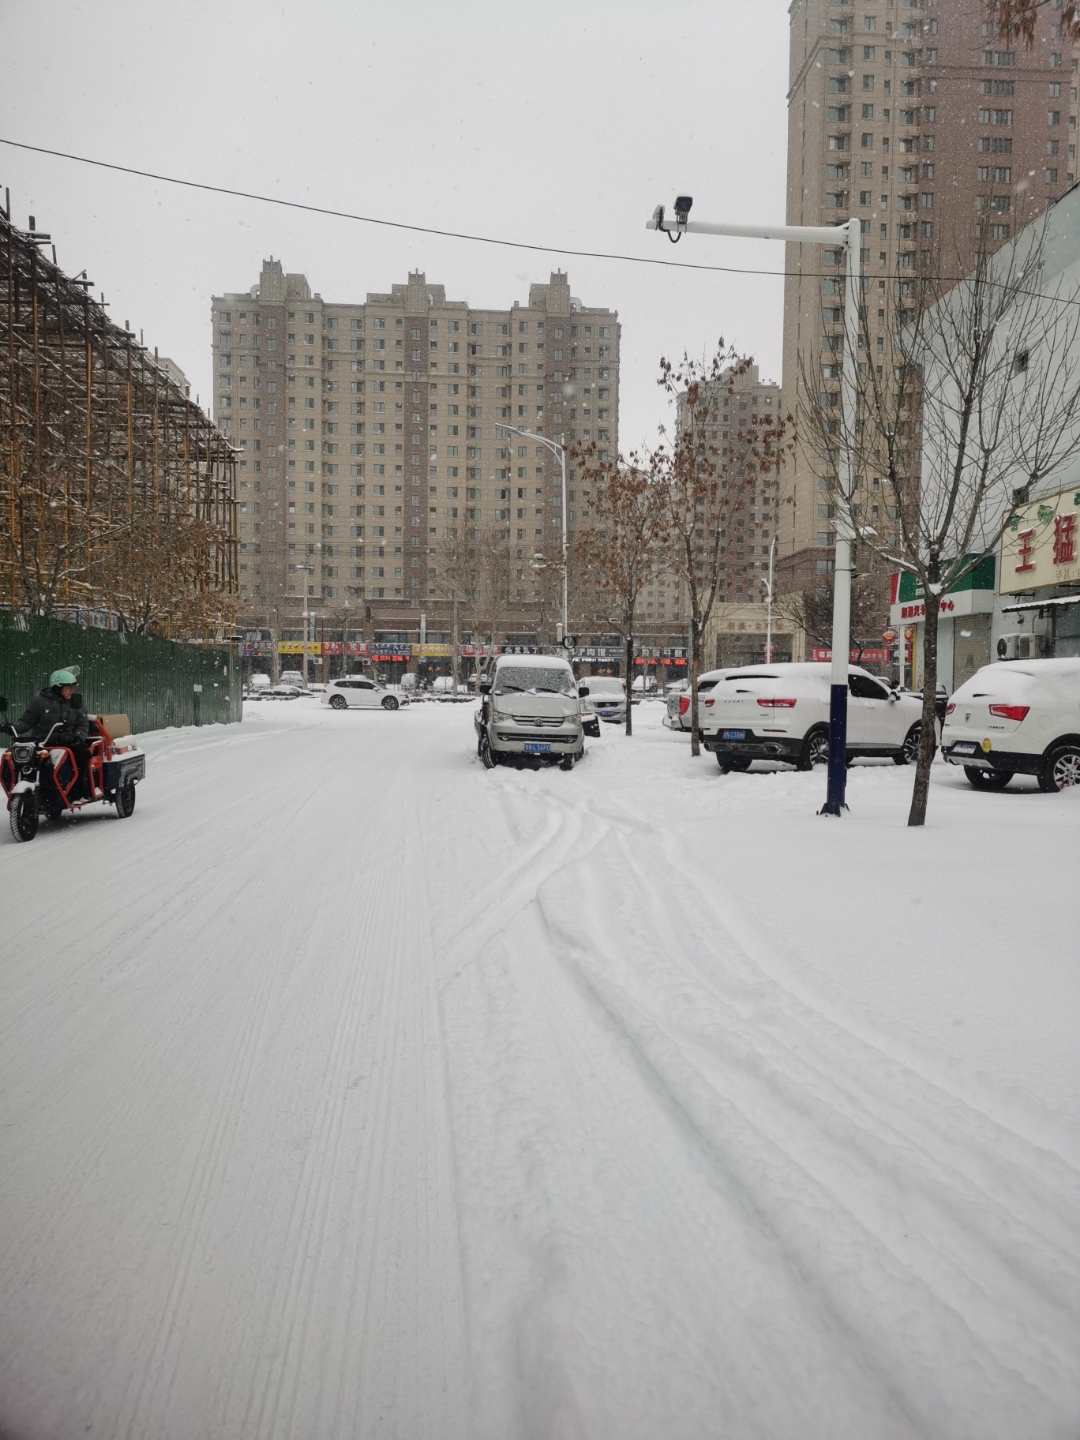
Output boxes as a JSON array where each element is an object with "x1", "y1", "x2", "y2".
[{"x1": 0, "y1": 611, "x2": 242, "y2": 734}]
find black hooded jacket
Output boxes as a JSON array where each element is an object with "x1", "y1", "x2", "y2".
[{"x1": 16, "y1": 688, "x2": 89, "y2": 744}]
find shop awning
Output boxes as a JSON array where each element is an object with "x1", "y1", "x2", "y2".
[{"x1": 1000, "y1": 594, "x2": 1080, "y2": 613}]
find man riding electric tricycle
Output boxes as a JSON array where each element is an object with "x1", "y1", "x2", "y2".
[{"x1": 0, "y1": 667, "x2": 146, "y2": 842}]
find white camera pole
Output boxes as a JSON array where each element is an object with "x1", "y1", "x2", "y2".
[{"x1": 647, "y1": 205, "x2": 860, "y2": 815}]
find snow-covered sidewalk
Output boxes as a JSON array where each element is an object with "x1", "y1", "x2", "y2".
[{"x1": 2, "y1": 700, "x2": 1078, "y2": 1439}]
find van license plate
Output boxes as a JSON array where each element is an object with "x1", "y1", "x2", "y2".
[
  {"x1": 952, "y1": 742, "x2": 977, "y2": 755},
  {"x1": 722, "y1": 730, "x2": 747, "y2": 741},
  {"x1": 523, "y1": 742, "x2": 551, "y2": 754}
]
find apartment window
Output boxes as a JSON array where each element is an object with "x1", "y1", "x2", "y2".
[
  {"x1": 864, "y1": 16, "x2": 876, "y2": 31},
  {"x1": 862, "y1": 103, "x2": 875, "y2": 119},
  {"x1": 1050, "y1": 83, "x2": 1062, "y2": 98},
  {"x1": 990, "y1": 224, "x2": 1010, "y2": 240},
  {"x1": 861, "y1": 132, "x2": 874, "y2": 148},
  {"x1": 1048, "y1": 139, "x2": 1060, "y2": 154},
  {"x1": 860, "y1": 161, "x2": 873, "y2": 177},
  {"x1": 1047, "y1": 167, "x2": 1059, "y2": 184},
  {"x1": 860, "y1": 189, "x2": 873, "y2": 205},
  {"x1": 863, "y1": 74, "x2": 875, "y2": 90}
]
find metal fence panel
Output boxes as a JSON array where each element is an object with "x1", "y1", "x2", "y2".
[{"x1": 0, "y1": 612, "x2": 241, "y2": 733}]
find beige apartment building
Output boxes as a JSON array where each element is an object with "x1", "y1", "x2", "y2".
[
  {"x1": 780, "y1": 0, "x2": 1074, "y2": 596},
  {"x1": 211, "y1": 262, "x2": 618, "y2": 654}
]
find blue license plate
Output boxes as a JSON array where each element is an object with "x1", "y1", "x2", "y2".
[
  {"x1": 722, "y1": 730, "x2": 747, "y2": 741},
  {"x1": 523, "y1": 742, "x2": 552, "y2": 754},
  {"x1": 952, "y1": 742, "x2": 977, "y2": 755}
]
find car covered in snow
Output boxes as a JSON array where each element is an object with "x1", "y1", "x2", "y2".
[
  {"x1": 941, "y1": 658, "x2": 1080, "y2": 791},
  {"x1": 577, "y1": 676, "x2": 627, "y2": 724},
  {"x1": 264, "y1": 684, "x2": 304, "y2": 700},
  {"x1": 700, "y1": 662, "x2": 925, "y2": 771},
  {"x1": 322, "y1": 677, "x2": 407, "y2": 711},
  {"x1": 665, "y1": 670, "x2": 727, "y2": 731},
  {"x1": 475, "y1": 653, "x2": 584, "y2": 769}
]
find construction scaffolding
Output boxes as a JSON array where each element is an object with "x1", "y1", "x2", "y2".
[{"x1": 1, "y1": 196, "x2": 237, "y2": 641}]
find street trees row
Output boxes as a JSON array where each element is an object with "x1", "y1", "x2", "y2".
[{"x1": 575, "y1": 345, "x2": 789, "y2": 748}]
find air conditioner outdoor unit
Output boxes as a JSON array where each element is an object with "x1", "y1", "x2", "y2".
[{"x1": 996, "y1": 632, "x2": 1044, "y2": 660}]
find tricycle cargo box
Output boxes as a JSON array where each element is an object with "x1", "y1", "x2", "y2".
[{"x1": 102, "y1": 752, "x2": 145, "y2": 791}]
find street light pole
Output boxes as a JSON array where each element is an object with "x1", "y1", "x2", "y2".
[
  {"x1": 497, "y1": 424, "x2": 568, "y2": 642},
  {"x1": 647, "y1": 204, "x2": 861, "y2": 814},
  {"x1": 342, "y1": 599, "x2": 350, "y2": 677}
]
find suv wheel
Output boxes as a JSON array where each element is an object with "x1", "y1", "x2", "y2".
[
  {"x1": 893, "y1": 723, "x2": 922, "y2": 765},
  {"x1": 1038, "y1": 742, "x2": 1080, "y2": 792},
  {"x1": 964, "y1": 765, "x2": 1012, "y2": 790},
  {"x1": 329, "y1": 693, "x2": 348, "y2": 710},
  {"x1": 381, "y1": 695, "x2": 399, "y2": 711},
  {"x1": 796, "y1": 727, "x2": 829, "y2": 771}
]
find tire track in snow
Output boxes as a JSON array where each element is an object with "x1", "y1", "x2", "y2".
[{"x1": 531, "y1": 825, "x2": 1080, "y2": 1437}]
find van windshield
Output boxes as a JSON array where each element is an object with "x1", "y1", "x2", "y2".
[{"x1": 495, "y1": 665, "x2": 576, "y2": 696}]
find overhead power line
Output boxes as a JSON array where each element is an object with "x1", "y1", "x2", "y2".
[
  {"x1": 2, "y1": 136, "x2": 1079, "y2": 309},
  {"x1": 0, "y1": 136, "x2": 826, "y2": 281}
]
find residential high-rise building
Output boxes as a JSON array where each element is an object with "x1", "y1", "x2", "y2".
[
  {"x1": 779, "y1": 0, "x2": 1074, "y2": 596},
  {"x1": 211, "y1": 263, "x2": 618, "y2": 654}
]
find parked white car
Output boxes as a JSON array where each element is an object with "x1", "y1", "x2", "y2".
[
  {"x1": 941, "y1": 658, "x2": 1080, "y2": 791},
  {"x1": 700, "y1": 662, "x2": 925, "y2": 771},
  {"x1": 321, "y1": 677, "x2": 408, "y2": 711},
  {"x1": 577, "y1": 676, "x2": 627, "y2": 724},
  {"x1": 665, "y1": 670, "x2": 727, "y2": 731},
  {"x1": 278, "y1": 669, "x2": 306, "y2": 688}
]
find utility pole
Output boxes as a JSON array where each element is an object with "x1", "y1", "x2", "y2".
[{"x1": 648, "y1": 200, "x2": 860, "y2": 815}]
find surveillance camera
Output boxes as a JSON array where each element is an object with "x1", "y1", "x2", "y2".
[{"x1": 674, "y1": 195, "x2": 693, "y2": 223}]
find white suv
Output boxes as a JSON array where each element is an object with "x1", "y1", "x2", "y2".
[
  {"x1": 700, "y1": 662, "x2": 925, "y2": 771},
  {"x1": 941, "y1": 658, "x2": 1080, "y2": 791}
]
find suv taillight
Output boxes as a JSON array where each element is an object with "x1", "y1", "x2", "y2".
[
  {"x1": 678, "y1": 696, "x2": 690, "y2": 715},
  {"x1": 757, "y1": 698, "x2": 796, "y2": 708},
  {"x1": 945, "y1": 702, "x2": 955, "y2": 716},
  {"x1": 989, "y1": 704, "x2": 1030, "y2": 721}
]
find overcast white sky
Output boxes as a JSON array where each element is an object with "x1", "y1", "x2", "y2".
[{"x1": 0, "y1": 1, "x2": 790, "y2": 450}]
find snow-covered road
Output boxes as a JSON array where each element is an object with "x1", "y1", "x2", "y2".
[{"x1": 2, "y1": 699, "x2": 1078, "y2": 1440}]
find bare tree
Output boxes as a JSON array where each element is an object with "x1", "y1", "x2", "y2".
[
  {"x1": 802, "y1": 214, "x2": 1080, "y2": 825},
  {"x1": 989, "y1": 0, "x2": 1080, "y2": 44},
  {"x1": 775, "y1": 568, "x2": 887, "y2": 665},
  {"x1": 656, "y1": 345, "x2": 790, "y2": 756},
  {"x1": 433, "y1": 525, "x2": 481, "y2": 691},
  {"x1": 573, "y1": 451, "x2": 669, "y2": 735}
]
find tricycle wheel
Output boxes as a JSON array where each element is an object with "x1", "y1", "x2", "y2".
[
  {"x1": 9, "y1": 792, "x2": 39, "y2": 842},
  {"x1": 115, "y1": 781, "x2": 136, "y2": 818}
]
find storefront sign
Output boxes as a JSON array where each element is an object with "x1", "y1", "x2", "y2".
[
  {"x1": 811, "y1": 647, "x2": 890, "y2": 664},
  {"x1": 889, "y1": 556, "x2": 996, "y2": 626},
  {"x1": 414, "y1": 644, "x2": 454, "y2": 657},
  {"x1": 322, "y1": 641, "x2": 369, "y2": 655},
  {"x1": 278, "y1": 642, "x2": 322, "y2": 655},
  {"x1": 999, "y1": 486, "x2": 1080, "y2": 594}
]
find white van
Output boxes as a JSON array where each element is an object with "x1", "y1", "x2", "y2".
[{"x1": 475, "y1": 653, "x2": 584, "y2": 770}]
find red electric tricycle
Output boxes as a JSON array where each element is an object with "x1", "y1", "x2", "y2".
[{"x1": 0, "y1": 698, "x2": 146, "y2": 843}]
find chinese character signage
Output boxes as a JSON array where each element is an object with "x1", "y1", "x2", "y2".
[{"x1": 999, "y1": 487, "x2": 1080, "y2": 594}]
